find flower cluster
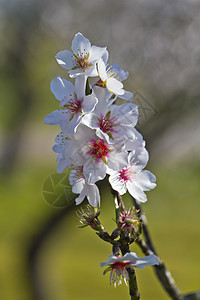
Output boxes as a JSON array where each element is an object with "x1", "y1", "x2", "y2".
[{"x1": 45, "y1": 32, "x2": 156, "y2": 207}]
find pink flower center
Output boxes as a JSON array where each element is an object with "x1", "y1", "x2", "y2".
[
  {"x1": 98, "y1": 112, "x2": 118, "y2": 135},
  {"x1": 87, "y1": 139, "x2": 110, "y2": 163},
  {"x1": 66, "y1": 99, "x2": 82, "y2": 114},
  {"x1": 119, "y1": 167, "x2": 132, "y2": 182},
  {"x1": 112, "y1": 261, "x2": 128, "y2": 269}
]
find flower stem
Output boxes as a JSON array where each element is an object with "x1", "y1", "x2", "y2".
[{"x1": 128, "y1": 267, "x2": 141, "y2": 300}]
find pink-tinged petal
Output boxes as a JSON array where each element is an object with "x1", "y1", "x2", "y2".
[
  {"x1": 82, "y1": 94, "x2": 98, "y2": 114},
  {"x1": 126, "y1": 181, "x2": 147, "y2": 203},
  {"x1": 75, "y1": 75, "x2": 87, "y2": 99},
  {"x1": 86, "y1": 183, "x2": 100, "y2": 207},
  {"x1": 55, "y1": 50, "x2": 74, "y2": 69},
  {"x1": 106, "y1": 78, "x2": 124, "y2": 95},
  {"x1": 50, "y1": 77, "x2": 75, "y2": 101},
  {"x1": 109, "y1": 173, "x2": 127, "y2": 195},
  {"x1": 89, "y1": 45, "x2": 107, "y2": 62},
  {"x1": 98, "y1": 58, "x2": 107, "y2": 81},
  {"x1": 134, "y1": 170, "x2": 156, "y2": 191},
  {"x1": 71, "y1": 32, "x2": 91, "y2": 55},
  {"x1": 119, "y1": 90, "x2": 134, "y2": 101}
]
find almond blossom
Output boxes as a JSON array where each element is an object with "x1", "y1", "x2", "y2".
[
  {"x1": 97, "y1": 57, "x2": 133, "y2": 100},
  {"x1": 44, "y1": 76, "x2": 97, "y2": 135},
  {"x1": 55, "y1": 32, "x2": 107, "y2": 78},
  {"x1": 101, "y1": 252, "x2": 159, "y2": 287},
  {"x1": 69, "y1": 166, "x2": 100, "y2": 207},
  {"x1": 108, "y1": 146, "x2": 156, "y2": 203},
  {"x1": 82, "y1": 88, "x2": 138, "y2": 143},
  {"x1": 58, "y1": 124, "x2": 128, "y2": 184}
]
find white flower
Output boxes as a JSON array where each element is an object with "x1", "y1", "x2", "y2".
[
  {"x1": 97, "y1": 58, "x2": 133, "y2": 100},
  {"x1": 52, "y1": 132, "x2": 71, "y2": 173},
  {"x1": 59, "y1": 124, "x2": 128, "y2": 184},
  {"x1": 108, "y1": 146, "x2": 156, "y2": 203},
  {"x1": 101, "y1": 252, "x2": 159, "y2": 287},
  {"x1": 56, "y1": 32, "x2": 107, "y2": 78},
  {"x1": 44, "y1": 76, "x2": 97, "y2": 135},
  {"x1": 82, "y1": 89, "x2": 138, "y2": 143},
  {"x1": 69, "y1": 166, "x2": 100, "y2": 207}
]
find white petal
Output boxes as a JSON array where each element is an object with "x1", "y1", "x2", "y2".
[
  {"x1": 126, "y1": 181, "x2": 147, "y2": 203},
  {"x1": 128, "y1": 147, "x2": 149, "y2": 169},
  {"x1": 110, "y1": 63, "x2": 129, "y2": 81},
  {"x1": 86, "y1": 183, "x2": 100, "y2": 207},
  {"x1": 98, "y1": 58, "x2": 107, "y2": 81},
  {"x1": 81, "y1": 113, "x2": 98, "y2": 129},
  {"x1": 93, "y1": 85, "x2": 112, "y2": 103},
  {"x1": 75, "y1": 75, "x2": 87, "y2": 99},
  {"x1": 75, "y1": 187, "x2": 87, "y2": 205},
  {"x1": 72, "y1": 178, "x2": 85, "y2": 194},
  {"x1": 106, "y1": 78, "x2": 124, "y2": 95},
  {"x1": 101, "y1": 50, "x2": 109, "y2": 64},
  {"x1": 134, "y1": 170, "x2": 156, "y2": 191},
  {"x1": 50, "y1": 77, "x2": 75, "y2": 101},
  {"x1": 55, "y1": 50, "x2": 74, "y2": 69},
  {"x1": 111, "y1": 103, "x2": 138, "y2": 126},
  {"x1": 82, "y1": 94, "x2": 98, "y2": 114},
  {"x1": 109, "y1": 173, "x2": 127, "y2": 195},
  {"x1": 89, "y1": 45, "x2": 107, "y2": 62},
  {"x1": 119, "y1": 90, "x2": 134, "y2": 101},
  {"x1": 44, "y1": 110, "x2": 70, "y2": 125},
  {"x1": 57, "y1": 158, "x2": 70, "y2": 174},
  {"x1": 71, "y1": 32, "x2": 91, "y2": 55},
  {"x1": 124, "y1": 252, "x2": 159, "y2": 269},
  {"x1": 83, "y1": 159, "x2": 106, "y2": 184},
  {"x1": 125, "y1": 129, "x2": 144, "y2": 151},
  {"x1": 108, "y1": 150, "x2": 128, "y2": 171},
  {"x1": 69, "y1": 170, "x2": 84, "y2": 189},
  {"x1": 69, "y1": 64, "x2": 98, "y2": 78},
  {"x1": 100, "y1": 255, "x2": 118, "y2": 267}
]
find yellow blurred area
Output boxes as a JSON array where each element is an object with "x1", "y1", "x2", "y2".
[{"x1": 0, "y1": 160, "x2": 200, "y2": 300}]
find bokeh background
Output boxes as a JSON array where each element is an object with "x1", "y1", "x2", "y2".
[{"x1": 0, "y1": 0, "x2": 200, "y2": 299}]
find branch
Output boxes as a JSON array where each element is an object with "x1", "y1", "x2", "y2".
[{"x1": 133, "y1": 198, "x2": 182, "y2": 300}]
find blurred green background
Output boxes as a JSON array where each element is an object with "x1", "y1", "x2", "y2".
[{"x1": 0, "y1": 0, "x2": 200, "y2": 299}]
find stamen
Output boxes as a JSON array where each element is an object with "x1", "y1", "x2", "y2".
[
  {"x1": 87, "y1": 139, "x2": 110, "y2": 163},
  {"x1": 65, "y1": 99, "x2": 82, "y2": 114},
  {"x1": 97, "y1": 112, "x2": 119, "y2": 135}
]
